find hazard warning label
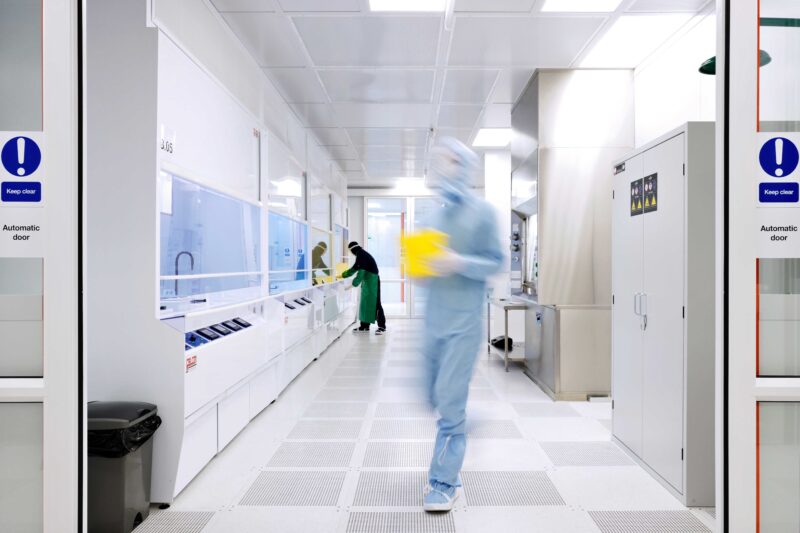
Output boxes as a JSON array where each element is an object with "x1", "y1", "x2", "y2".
[
  {"x1": 630, "y1": 174, "x2": 658, "y2": 217},
  {"x1": 643, "y1": 173, "x2": 658, "y2": 214},
  {"x1": 631, "y1": 179, "x2": 643, "y2": 217}
]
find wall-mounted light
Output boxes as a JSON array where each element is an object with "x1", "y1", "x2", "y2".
[
  {"x1": 473, "y1": 128, "x2": 513, "y2": 148},
  {"x1": 369, "y1": 0, "x2": 446, "y2": 12}
]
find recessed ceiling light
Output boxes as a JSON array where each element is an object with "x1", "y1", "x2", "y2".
[
  {"x1": 369, "y1": 0, "x2": 446, "y2": 12},
  {"x1": 541, "y1": 0, "x2": 624, "y2": 12},
  {"x1": 580, "y1": 14, "x2": 692, "y2": 68},
  {"x1": 473, "y1": 128, "x2": 513, "y2": 148}
]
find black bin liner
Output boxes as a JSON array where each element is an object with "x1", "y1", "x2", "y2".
[
  {"x1": 88, "y1": 401, "x2": 162, "y2": 458},
  {"x1": 490, "y1": 336, "x2": 514, "y2": 351}
]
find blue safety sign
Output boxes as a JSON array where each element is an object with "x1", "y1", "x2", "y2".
[
  {"x1": 2, "y1": 182, "x2": 42, "y2": 203},
  {"x1": 760, "y1": 182, "x2": 799, "y2": 203},
  {"x1": 1, "y1": 137, "x2": 42, "y2": 177},
  {"x1": 760, "y1": 137, "x2": 799, "y2": 178}
]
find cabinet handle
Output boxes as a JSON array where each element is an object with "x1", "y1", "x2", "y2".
[
  {"x1": 634, "y1": 293, "x2": 640, "y2": 316},
  {"x1": 641, "y1": 294, "x2": 648, "y2": 331}
]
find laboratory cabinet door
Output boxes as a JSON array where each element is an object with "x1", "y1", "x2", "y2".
[
  {"x1": 611, "y1": 154, "x2": 645, "y2": 457},
  {"x1": 641, "y1": 134, "x2": 686, "y2": 493}
]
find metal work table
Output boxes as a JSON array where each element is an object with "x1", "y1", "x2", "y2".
[{"x1": 487, "y1": 298, "x2": 529, "y2": 371}]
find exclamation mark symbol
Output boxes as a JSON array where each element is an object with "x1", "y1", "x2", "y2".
[
  {"x1": 775, "y1": 138, "x2": 785, "y2": 177},
  {"x1": 16, "y1": 137, "x2": 25, "y2": 176}
]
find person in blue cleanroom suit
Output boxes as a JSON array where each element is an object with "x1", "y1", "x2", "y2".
[{"x1": 420, "y1": 138, "x2": 504, "y2": 512}]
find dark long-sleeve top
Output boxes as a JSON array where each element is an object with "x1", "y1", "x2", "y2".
[{"x1": 349, "y1": 248, "x2": 379, "y2": 276}]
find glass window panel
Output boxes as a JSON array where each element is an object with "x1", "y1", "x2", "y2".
[
  {"x1": 379, "y1": 281, "x2": 409, "y2": 317},
  {"x1": 366, "y1": 198, "x2": 407, "y2": 280},
  {"x1": 268, "y1": 155, "x2": 306, "y2": 219},
  {"x1": 759, "y1": 402, "x2": 800, "y2": 532},
  {"x1": 0, "y1": 403, "x2": 43, "y2": 533},
  {"x1": 159, "y1": 174, "x2": 262, "y2": 301},
  {"x1": 412, "y1": 197, "x2": 442, "y2": 230},
  {"x1": 758, "y1": 258, "x2": 800, "y2": 376},
  {"x1": 0, "y1": 0, "x2": 43, "y2": 131},
  {"x1": 308, "y1": 178, "x2": 331, "y2": 230},
  {"x1": 0, "y1": 258, "x2": 43, "y2": 377},
  {"x1": 268, "y1": 211, "x2": 310, "y2": 295},
  {"x1": 759, "y1": 1, "x2": 800, "y2": 131},
  {"x1": 311, "y1": 228, "x2": 333, "y2": 285}
]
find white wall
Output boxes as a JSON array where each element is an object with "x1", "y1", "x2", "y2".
[
  {"x1": 151, "y1": 0, "x2": 346, "y2": 200},
  {"x1": 347, "y1": 196, "x2": 364, "y2": 247},
  {"x1": 484, "y1": 151, "x2": 513, "y2": 291},
  {"x1": 634, "y1": 13, "x2": 717, "y2": 147}
]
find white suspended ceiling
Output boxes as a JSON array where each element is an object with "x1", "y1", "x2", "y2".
[{"x1": 212, "y1": 0, "x2": 713, "y2": 185}]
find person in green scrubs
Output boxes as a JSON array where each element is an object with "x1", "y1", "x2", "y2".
[{"x1": 342, "y1": 241, "x2": 386, "y2": 334}]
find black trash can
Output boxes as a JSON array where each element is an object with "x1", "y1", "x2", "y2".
[{"x1": 88, "y1": 401, "x2": 161, "y2": 533}]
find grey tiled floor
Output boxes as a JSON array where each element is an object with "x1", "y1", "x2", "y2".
[{"x1": 154, "y1": 319, "x2": 715, "y2": 533}]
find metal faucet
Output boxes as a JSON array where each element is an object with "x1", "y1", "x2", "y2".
[{"x1": 175, "y1": 251, "x2": 194, "y2": 297}]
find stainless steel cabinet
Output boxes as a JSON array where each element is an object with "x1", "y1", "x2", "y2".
[{"x1": 611, "y1": 123, "x2": 715, "y2": 507}]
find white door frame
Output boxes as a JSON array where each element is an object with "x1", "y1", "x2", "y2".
[{"x1": 0, "y1": 0, "x2": 82, "y2": 531}]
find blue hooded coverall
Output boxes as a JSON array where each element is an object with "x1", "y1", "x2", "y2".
[{"x1": 422, "y1": 146, "x2": 504, "y2": 495}]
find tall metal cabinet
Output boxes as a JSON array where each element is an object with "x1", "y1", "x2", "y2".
[{"x1": 611, "y1": 123, "x2": 715, "y2": 507}]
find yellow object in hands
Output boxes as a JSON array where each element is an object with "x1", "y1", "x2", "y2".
[
  {"x1": 401, "y1": 229, "x2": 448, "y2": 278},
  {"x1": 335, "y1": 262, "x2": 350, "y2": 279}
]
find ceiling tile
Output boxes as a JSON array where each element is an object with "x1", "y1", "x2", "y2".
[
  {"x1": 289, "y1": 103, "x2": 338, "y2": 127},
  {"x1": 326, "y1": 145, "x2": 360, "y2": 160},
  {"x1": 441, "y1": 70, "x2": 501, "y2": 103},
  {"x1": 309, "y1": 128, "x2": 351, "y2": 146},
  {"x1": 265, "y1": 68, "x2": 328, "y2": 103},
  {"x1": 627, "y1": 0, "x2": 709, "y2": 12},
  {"x1": 335, "y1": 160, "x2": 364, "y2": 172},
  {"x1": 433, "y1": 128, "x2": 474, "y2": 145},
  {"x1": 437, "y1": 104, "x2": 483, "y2": 128},
  {"x1": 222, "y1": 13, "x2": 308, "y2": 66},
  {"x1": 365, "y1": 160, "x2": 427, "y2": 174},
  {"x1": 346, "y1": 128, "x2": 430, "y2": 146},
  {"x1": 448, "y1": 16, "x2": 605, "y2": 66},
  {"x1": 479, "y1": 104, "x2": 512, "y2": 128},
  {"x1": 277, "y1": 0, "x2": 361, "y2": 11},
  {"x1": 454, "y1": 0, "x2": 536, "y2": 12},
  {"x1": 212, "y1": 0, "x2": 278, "y2": 12},
  {"x1": 332, "y1": 103, "x2": 434, "y2": 128},
  {"x1": 356, "y1": 145, "x2": 428, "y2": 160},
  {"x1": 293, "y1": 16, "x2": 441, "y2": 66},
  {"x1": 318, "y1": 70, "x2": 435, "y2": 103},
  {"x1": 490, "y1": 69, "x2": 534, "y2": 104}
]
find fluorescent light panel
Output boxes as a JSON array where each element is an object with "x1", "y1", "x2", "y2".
[
  {"x1": 369, "y1": 0, "x2": 446, "y2": 12},
  {"x1": 473, "y1": 128, "x2": 513, "y2": 148},
  {"x1": 580, "y1": 14, "x2": 692, "y2": 68},
  {"x1": 541, "y1": 0, "x2": 624, "y2": 12}
]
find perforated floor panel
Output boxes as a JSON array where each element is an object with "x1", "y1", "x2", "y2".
[
  {"x1": 375, "y1": 402, "x2": 436, "y2": 418},
  {"x1": 267, "y1": 442, "x2": 355, "y2": 467},
  {"x1": 388, "y1": 360, "x2": 425, "y2": 367},
  {"x1": 467, "y1": 388, "x2": 498, "y2": 401},
  {"x1": 338, "y1": 360, "x2": 384, "y2": 368},
  {"x1": 370, "y1": 419, "x2": 437, "y2": 439},
  {"x1": 461, "y1": 471, "x2": 565, "y2": 506},
  {"x1": 588, "y1": 511, "x2": 711, "y2": 532},
  {"x1": 362, "y1": 442, "x2": 435, "y2": 467},
  {"x1": 540, "y1": 442, "x2": 634, "y2": 467},
  {"x1": 303, "y1": 402, "x2": 369, "y2": 418},
  {"x1": 240, "y1": 471, "x2": 346, "y2": 506},
  {"x1": 333, "y1": 367, "x2": 382, "y2": 377},
  {"x1": 513, "y1": 403, "x2": 581, "y2": 417},
  {"x1": 135, "y1": 512, "x2": 214, "y2": 533},
  {"x1": 326, "y1": 377, "x2": 378, "y2": 388},
  {"x1": 383, "y1": 377, "x2": 425, "y2": 388},
  {"x1": 316, "y1": 388, "x2": 376, "y2": 401},
  {"x1": 346, "y1": 512, "x2": 456, "y2": 533},
  {"x1": 467, "y1": 419, "x2": 523, "y2": 439},
  {"x1": 287, "y1": 420, "x2": 363, "y2": 439},
  {"x1": 352, "y1": 471, "x2": 427, "y2": 507}
]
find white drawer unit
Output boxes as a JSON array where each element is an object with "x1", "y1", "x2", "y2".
[{"x1": 611, "y1": 123, "x2": 715, "y2": 507}]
